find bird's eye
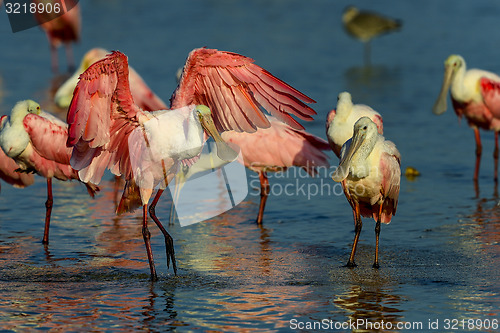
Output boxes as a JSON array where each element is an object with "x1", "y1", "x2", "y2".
[{"x1": 363, "y1": 125, "x2": 368, "y2": 130}]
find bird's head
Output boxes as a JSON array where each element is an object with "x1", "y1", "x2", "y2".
[
  {"x1": 342, "y1": 6, "x2": 359, "y2": 23},
  {"x1": 195, "y1": 105, "x2": 238, "y2": 162},
  {"x1": 335, "y1": 91, "x2": 354, "y2": 119},
  {"x1": 433, "y1": 54, "x2": 465, "y2": 115},
  {"x1": 332, "y1": 117, "x2": 379, "y2": 182},
  {"x1": 11, "y1": 100, "x2": 41, "y2": 123}
]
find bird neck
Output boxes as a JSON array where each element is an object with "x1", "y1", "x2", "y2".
[
  {"x1": 349, "y1": 133, "x2": 379, "y2": 179},
  {"x1": 335, "y1": 100, "x2": 352, "y2": 122},
  {"x1": 450, "y1": 64, "x2": 468, "y2": 101}
]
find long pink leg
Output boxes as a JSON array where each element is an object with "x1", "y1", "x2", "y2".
[
  {"x1": 373, "y1": 203, "x2": 384, "y2": 269},
  {"x1": 346, "y1": 202, "x2": 362, "y2": 267},
  {"x1": 473, "y1": 128, "x2": 482, "y2": 181},
  {"x1": 148, "y1": 189, "x2": 177, "y2": 274},
  {"x1": 256, "y1": 171, "x2": 269, "y2": 225},
  {"x1": 42, "y1": 178, "x2": 53, "y2": 244},
  {"x1": 141, "y1": 205, "x2": 157, "y2": 281}
]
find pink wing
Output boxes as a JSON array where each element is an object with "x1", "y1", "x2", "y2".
[
  {"x1": 378, "y1": 142, "x2": 401, "y2": 224},
  {"x1": 171, "y1": 48, "x2": 317, "y2": 133},
  {"x1": 128, "y1": 67, "x2": 168, "y2": 111},
  {"x1": 0, "y1": 147, "x2": 34, "y2": 188},
  {"x1": 222, "y1": 116, "x2": 330, "y2": 175},
  {"x1": 24, "y1": 113, "x2": 72, "y2": 165},
  {"x1": 480, "y1": 77, "x2": 500, "y2": 119},
  {"x1": 66, "y1": 51, "x2": 142, "y2": 184}
]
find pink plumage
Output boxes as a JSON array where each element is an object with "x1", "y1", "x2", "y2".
[
  {"x1": 66, "y1": 48, "x2": 318, "y2": 279},
  {"x1": 222, "y1": 116, "x2": 330, "y2": 223},
  {"x1": 171, "y1": 48, "x2": 316, "y2": 132},
  {"x1": 332, "y1": 117, "x2": 400, "y2": 268},
  {"x1": 0, "y1": 147, "x2": 34, "y2": 190},
  {"x1": 222, "y1": 116, "x2": 329, "y2": 174},
  {"x1": 433, "y1": 54, "x2": 500, "y2": 181},
  {"x1": 0, "y1": 101, "x2": 97, "y2": 245}
]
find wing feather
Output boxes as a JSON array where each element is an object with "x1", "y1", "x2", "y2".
[
  {"x1": 171, "y1": 48, "x2": 315, "y2": 133},
  {"x1": 23, "y1": 113, "x2": 72, "y2": 165},
  {"x1": 0, "y1": 148, "x2": 34, "y2": 188},
  {"x1": 66, "y1": 51, "x2": 142, "y2": 184},
  {"x1": 480, "y1": 77, "x2": 500, "y2": 119}
]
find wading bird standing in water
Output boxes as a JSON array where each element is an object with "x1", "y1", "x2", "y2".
[
  {"x1": 0, "y1": 100, "x2": 98, "y2": 244},
  {"x1": 326, "y1": 91, "x2": 383, "y2": 158},
  {"x1": 66, "y1": 48, "x2": 318, "y2": 280},
  {"x1": 433, "y1": 54, "x2": 500, "y2": 182},
  {"x1": 35, "y1": 0, "x2": 81, "y2": 72},
  {"x1": 332, "y1": 117, "x2": 400, "y2": 268},
  {"x1": 342, "y1": 6, "x2": 402, "y2": 66}
]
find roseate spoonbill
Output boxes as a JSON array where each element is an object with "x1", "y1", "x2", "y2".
[
  {"x1": 0, "y1": 147, "x2": 34, "y2": 191},
  {"x1": 66, "y1": 49, "x2": 317, "y2": 280},
  {"x1": 169, "y1": 116, "x2": 331, "y2": 225},
  {"x1": 0, "y1": 100, "x2": 98, "y2": 244},
  {"x1": 342, "y1": 6, "x2": 402, "y2": 66},
  {"x1": 221, "y1": 115, "x2": 330, "y2": 224},
  {"x1": 326, "y1": 92, "x2": 383, "y2": 158},
  {"x1": 34, "y1": 0, "x2": 81, "y2": 72},
  {"x1": 54, "y1": 48, "x2": 167, "y2": 112},
  {"x1": 332, "y1": 117, "x2": 400, "y2": 268},
  {"x1": 433, "y1": 54, "x2": 500, "y2": 182}
]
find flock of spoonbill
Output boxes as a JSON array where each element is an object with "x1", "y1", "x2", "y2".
[{"x1": 2, "y1": 5, "x2": 499, "y2": 279}]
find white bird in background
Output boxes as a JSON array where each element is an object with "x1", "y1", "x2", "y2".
[
  {"x1": 332, "y1": 117, "x2": 400, "y2": 268},
  {"x1": 326, "y1": 92, "x2": 383, "y2": 158},
  {"x1": 54, "y1": 47, "x2": 167, "y2": 112}
]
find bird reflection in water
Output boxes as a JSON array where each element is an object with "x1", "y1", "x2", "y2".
[{"x1": 334, "y1": 283, "x2": 404, "y2": 330}]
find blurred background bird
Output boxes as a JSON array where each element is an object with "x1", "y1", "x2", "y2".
[
  {"x1": 342, "y1": 6, "x2": 402, "y2": 66},
  {"x1": 433, "y1": 54, "x2": 500, "y2": 184},
  {"x1": 54, "y1": 48, "x2": 167, "y2": 112},
  {"x1": 34, "y1": 0, "x2": 81, "y2": 73},
  {"x1": 326, "y1": 91, "x2": 383, "y2": 158}
]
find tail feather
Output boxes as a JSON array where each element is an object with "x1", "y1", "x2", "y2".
[{"x1": 116, "y1": 179, "x2": 142, "y2": 215}]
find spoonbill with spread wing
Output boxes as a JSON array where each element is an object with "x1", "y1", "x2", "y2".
[{"x1": 66, "y1": 48, "x2": 317, "y2": 279}]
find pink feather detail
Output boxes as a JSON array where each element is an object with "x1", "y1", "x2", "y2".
[
  {"x1": 0, "y1": 147, "x2": 34, "y2": 188},
  {"x1": 171, "y1": 48, "x2": 316, "y2": 132},
  {"x1": 221, "y1": 116, "x2": 330, "y2": 176},
  {"x1": 24, "y1": 113, "x2": 72, "y2": 165}
]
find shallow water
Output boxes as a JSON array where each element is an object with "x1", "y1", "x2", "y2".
[{"x1": 1, "y1": 0, "x2": 499, "y2": 332}]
